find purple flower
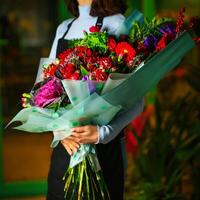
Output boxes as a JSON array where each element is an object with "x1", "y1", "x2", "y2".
[
  {"x1": 82, "y1": 75, "x2": 96, "y2": 94},
  {"x1": 82, "y1": 75, "x2": 89, "y2": 81},
  {"x1": 160, "y1": 23, "x2": 176, "y2": 35},
  {"x1": 144, "y1": 35, "x2": 158, "y2": 51},
  {"x1": 34, "y1": 77, "x2": 64, "y2": 107}
]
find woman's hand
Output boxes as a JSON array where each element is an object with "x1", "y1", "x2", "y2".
[
  {"x1": 61, "y1": 136, "x2": 80, "y2": 156},
  {"x1": 71, "y1": 125, "x2": 99, "y2": 144}
]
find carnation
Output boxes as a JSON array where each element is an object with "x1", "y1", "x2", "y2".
[
  {"x1": 98, "y1": 57, "x2": 113, "y2": 69},
  {"x1": 61, "y1": 63, "x2": 76, "y2": 79}
]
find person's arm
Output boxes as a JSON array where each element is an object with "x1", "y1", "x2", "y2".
[
  {"x1": 97, "y1": 98, "x2": 144, "y2": 144},
  {"x1": 71, "y1": 98, "x2": 144, "y2": 144}
]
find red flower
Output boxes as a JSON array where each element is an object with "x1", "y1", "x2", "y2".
[
  {"x1": 156, "y1": 33, "x2": 175, "y2": 52},
  {"x1": 174, "y1": 67, "x2": 186, "y2": 78},
  {"x1": 95, "y1": 69, "x2": 108, "y2": 81},
  {"x1": 99, "y1": 57, "x2": 113, "y2": 69},
  {"x1": 71, "y1": 72, "x2": 80, "y2": 80},
  {"x1": 43, "y1": 64, "x2": 58, "y2": 78},
  {"x1": 115, "y1": 42, "x2": 136, "y2": 61},
  {"x1": 75, "y1": 46, "x2": 87, "y2": 58},
  {"x1": 107, "y1": 37, "x2": 117, "y2": 52},
  {"x1": 58, "y1": 48, "x2": 73, "y2": 60},
  {"x1": 125, "y1": 105, "x2": 154, "y2": 154},
  {"x1": 60, "y1": 63, "x2": 76, "y2": 79},
  {"x1": 176, "y1": 7, "x2": 185, "y2": 34},
  {"x1": 89, "y1": 26, "x2": 101, "y2": 33},
  {"x1": 87, "y1": 56, "x2": 97, "y2": 71},
  {"x1": 193, "y1": 37, "x2": 200, "y2": 43},
  {"x1": 86, "y1": 49, "x2": 92, "y2": 57},
  {"x1": 87, "y1": 63, "x2": 97, "y2": 72}
]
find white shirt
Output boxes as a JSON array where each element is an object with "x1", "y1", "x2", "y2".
[{"x1": 49, "y1": 5, "x2": 125, "y2": 59}]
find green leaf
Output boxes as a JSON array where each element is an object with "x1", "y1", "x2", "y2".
[{"x1": 81, "y1": 66, "x2": 89, "y2": 76}]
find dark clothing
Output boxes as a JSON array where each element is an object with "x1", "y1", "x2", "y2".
[{"x1": 47, "y1": 17, "x2": 125, "y2": 200}]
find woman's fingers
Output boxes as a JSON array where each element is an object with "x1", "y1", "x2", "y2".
[
  {"x1": 68, "y1": 138, "x2": 80, "y2": 149},
  {"x1": 61, "y1": 138, "x2": 80, "y2": 155},
  {"x1": 65, "y1": 136, "x2": 80, "y2": 145},
  {"x1": 68, "y1": 142, "x2": 78, "y2": 154},
  {"x1": 61, "y1": 141, "x2": 73, "y2": 156},
  {"x1": 71, "y1": 126, "x2": 88, "y2": 133},
  {"x1": 71, "y1": 125, "x2": 98, "y2": 144}
]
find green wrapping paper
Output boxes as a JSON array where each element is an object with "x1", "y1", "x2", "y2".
[
  {"x1": 114, "y1": 9, "x2": 144, "y2": 37},
  {"x1": 102, "y1": 31, "x2": 195, "y2": 110}
]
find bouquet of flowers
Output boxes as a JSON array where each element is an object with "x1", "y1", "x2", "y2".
[{"x1": 8, "y1": 8, "x2": 198, "y2": 199}]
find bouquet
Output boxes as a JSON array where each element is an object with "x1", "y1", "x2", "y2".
[{"x1": 8, "y1": 8, "x2": 198, "y2": 199}]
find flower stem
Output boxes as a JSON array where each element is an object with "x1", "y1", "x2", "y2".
[{"x1": 78, "y1": 161, "x2": 85, "y2": 200}]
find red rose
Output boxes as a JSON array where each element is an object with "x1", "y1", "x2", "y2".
[
  {"x1": 89, "y1": 26, "x2": 101, "y2": 33},
  {"x1": 116, "y1": 42, "x2": 136, "y2": 61},
  {"x1": 107, "y1": 37, "x2": 117, "y2": 52}
]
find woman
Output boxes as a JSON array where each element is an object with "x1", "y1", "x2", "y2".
[{"x1": 44, "y1": 0, "x2": 144, "y2": 199}]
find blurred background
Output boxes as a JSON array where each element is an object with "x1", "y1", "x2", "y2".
[{"x1": 0, "y1": 0, "x2": 199, "y2": 199}]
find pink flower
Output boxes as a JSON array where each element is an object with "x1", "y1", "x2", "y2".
[{"x1": 34, "y1": 77, "x2": 64, "y2": 108}]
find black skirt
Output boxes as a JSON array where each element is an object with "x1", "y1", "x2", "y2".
[{"x1": 47, "y1": 132, "x2": 126, "y2": 200}]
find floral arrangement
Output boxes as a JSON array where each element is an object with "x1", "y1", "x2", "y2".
[{"x1": 11, "y1": 8, "x2": 198, "y2": 200}]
